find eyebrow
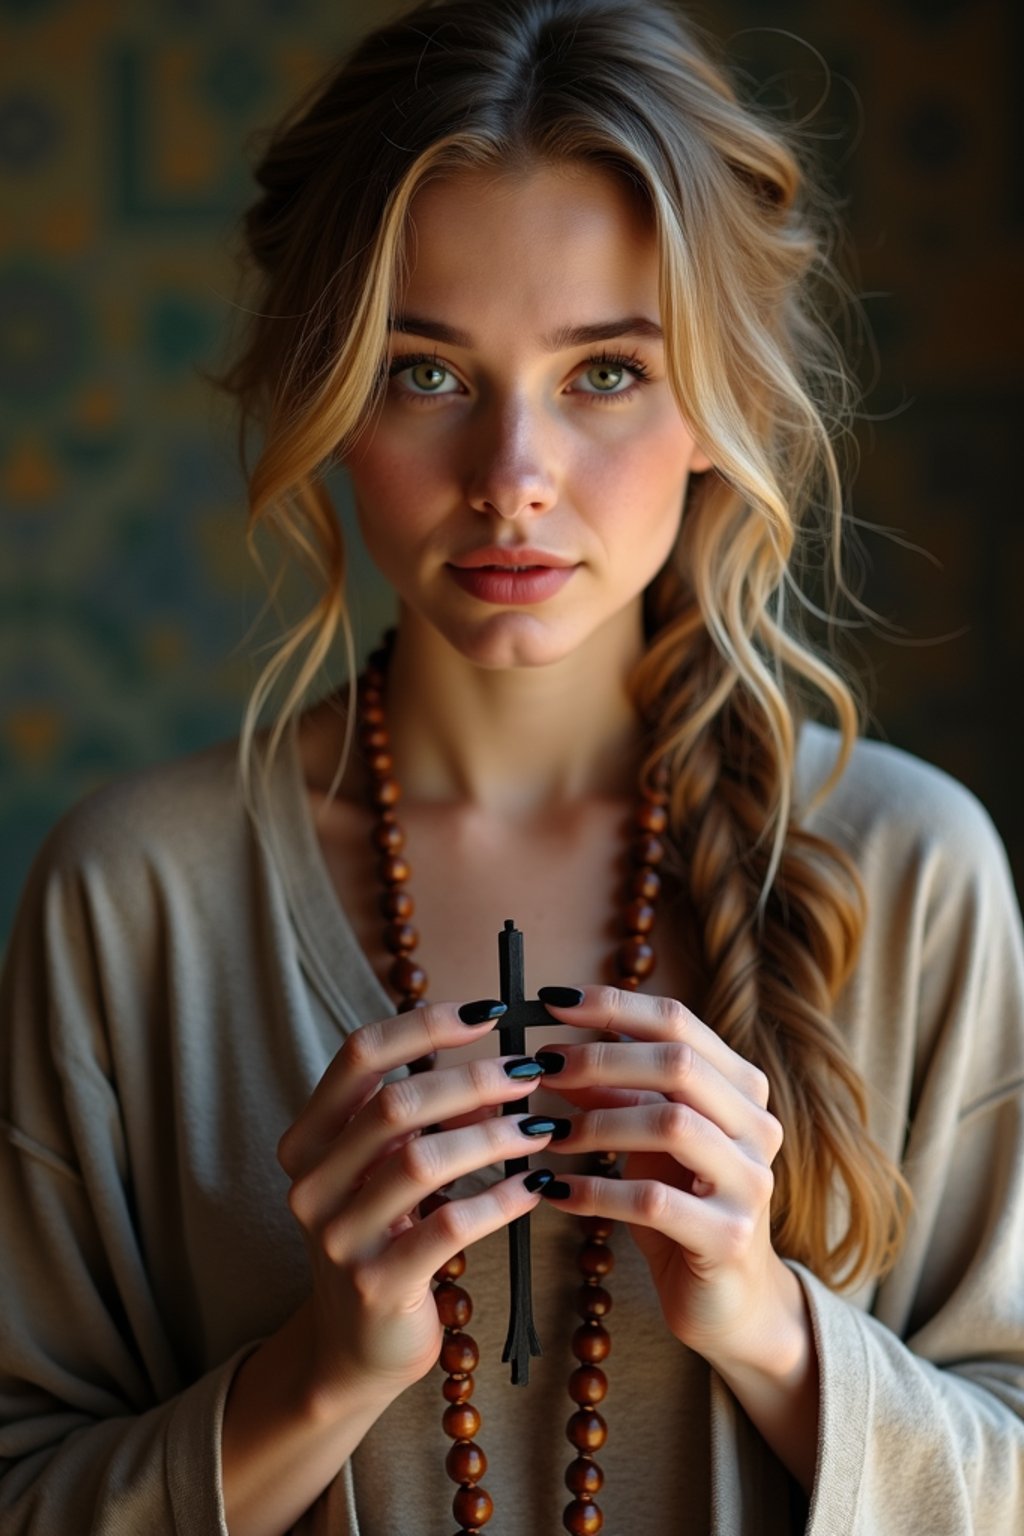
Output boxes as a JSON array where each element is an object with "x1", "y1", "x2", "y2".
[{"x1": 389, "y1": 313, "x2": 664, "y2": 349}]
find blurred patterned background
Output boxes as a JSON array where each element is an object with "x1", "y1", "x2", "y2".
[{"x1": 2, "y1": 0, "x2": 1021, "y2": 947}]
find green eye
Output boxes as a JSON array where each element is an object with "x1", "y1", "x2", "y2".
[
  {"x1": 584, "y1": 362, "x2": 626, "y2": 392},
  {"x1": 410, "y1": 361, "x2": 450, "y2": 392}
]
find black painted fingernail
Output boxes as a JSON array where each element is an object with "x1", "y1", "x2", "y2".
[
  {"x1": 523, "y1": 1167, "x2": 554, "y2": 1192},
  {"x1": 538, "y1": 986, "x2": 585, "y2": 1008},
  {"x1": 458, "y1": 998, "x2": 507, "y2": 1025},
  {"x1": 535, "y1": 1050, "x2": 565, "y2": 1075},
  {"x1": 541, "y1": 1179, "x2": 573, "y2": 1200},
  {"x1": 504, "y1": 1057, "x2": 543, "y2": 1080},
  {"x1": 519, "y1": 1115, "x2": 572, "y2": 1140}
]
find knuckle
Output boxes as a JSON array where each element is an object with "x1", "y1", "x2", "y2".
[
  {"x1": 340, "y1": 1025, "x2": 378, "y2": 1074},
  {"x1": 399, "y1": 1133, "x2": 442, "y2": 1188},
  {"x1": 633, "y1": 1179, "x2": 671, "y2": 1225},
  {"x1": 662, "y1": 1042, "x2": 697, "y2": 1093},
  {"x1": 286, "y1": 1173, "x2": 316, "y2": 1230},
  {"x1": 652, "y1": 994, "x2": 688, "y2": 1037},
  {"x1": 276, "y1": 1124, "x2": 300, "y2": 1177},
  {"x1": 374, "y1": 1078, "x2": 417, "y2": 1131},
  {"x1": 657, "y1": 1101, "x2": 695, "y2": 1144},
  {"x1": 720, "y1": 1209, "x2": 755, "y2": 1258}
]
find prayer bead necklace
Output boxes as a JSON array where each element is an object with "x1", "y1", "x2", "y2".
[{"x1": 358, "y1": 636, "x2": 669, "y2": 1535}]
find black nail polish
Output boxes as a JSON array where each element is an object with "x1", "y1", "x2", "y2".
[
  {"x1": 523, "y1": 1167, "x2": 554, "y2": 1192},
  {"x1": 538, "y1": 985, "x2": 585, "y2": 1008},
  {"x1": 504, "y1": 1057, "x2": 543, "y2": 1080},
  {"x1": 519, "y1": 1115, "x2": 572, "y2": 1139},
  {"x1": 458, "y1": 998, "x2": 507, "y2": 1025},
  {"x1": 535, "y1": 1050, "x2": 565, "y2": 1075},
  {"x1": 541, "y1": 1179, "x2": 572, "y2": 1200}
]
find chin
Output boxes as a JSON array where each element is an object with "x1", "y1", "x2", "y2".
[{"x1": 438, "y1": 610, "x2": 584, "y2": 671}]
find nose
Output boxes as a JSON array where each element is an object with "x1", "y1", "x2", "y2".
[{"x1": 465, "y1": 398, "x2": 558, "y2": 520}]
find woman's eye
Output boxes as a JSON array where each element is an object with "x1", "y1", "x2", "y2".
[
  {"x1": 577, "y1": 361, "x2": 628, "y2": 394},
  {"x1": 390, "y1": 357, "x2": 461, "y2": 395}
]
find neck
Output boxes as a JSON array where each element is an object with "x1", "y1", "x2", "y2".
[{"x1": 381, "y1": 607, "x2": 646, "y2": 816}]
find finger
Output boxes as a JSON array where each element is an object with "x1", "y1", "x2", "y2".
[
  {"x1": 541, "y1": 986, "x2": 771, "y2": 1108},
  {"x1": 535, "y1": 1036, "x2": 778, "y2": 1149},
  {"x1": 550, "y1": 1103, "x2": 775, "y2": 1201},
  {"x1": 531, "y1": 1171, "x2": 731, "y2": 1256},
  {"x1": 358, "y1": 1168, "x2": 552, "y2": 1294},
  {"x1": 279, "y1": 999, "x2": 506, "y2": 1176},
  {"x1": 316, "y1": 1115, "x2": 559, "y2": 1260},
  {"x1": 289, "y1": 1060, "x2": 544, "y2": 1228}
]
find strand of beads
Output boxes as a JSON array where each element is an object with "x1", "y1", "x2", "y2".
[
  {"x1": 615, "y1": 762, "x2": 669, "y2": 991},
  {"x1": 359, "y1": 645, "x2": 428, "y2": 1015},
  {"x1": 428, "y1": 1205, "x2": 494, "y2": 1536},
  {"x1": 563, "y1": 1156, "x2": 617, "y2": 1536}
]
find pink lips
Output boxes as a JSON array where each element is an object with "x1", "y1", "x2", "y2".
[{"x1": 447, "y1": 546, "x2": 577, "y2": 605}]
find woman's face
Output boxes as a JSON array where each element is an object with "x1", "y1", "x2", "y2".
[{"x1": 345, "y1": 162, "x2": 711, "y2": 671}]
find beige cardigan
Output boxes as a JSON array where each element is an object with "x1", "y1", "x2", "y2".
[{"x1": 0, "y1": 722, "x2": 1021, "y2": 1534}]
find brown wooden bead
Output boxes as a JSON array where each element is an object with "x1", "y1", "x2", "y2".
[
  {"x1": 359, "y1": 725, "x2": 388, "y2": 753},
  {"x1": 619, "y1": 975, "x2": 640, "y2": 991},
  {"x1": 631, "y1": 833, "x2": 665, "y2": 866},
  {"x1": 365, "y1": 750, "x2": 393, "y2": 778},
  {"x1": 372, "y1": 821, "x2": 405, "y2": 853},
  {"x1": 435, "y1": 1250, "x2": 466, "y2": 1281},
  {"x1": 371, "y1": 778, "x2": 402, "y2": 809},
  {"x1": 580, "y1": 1216, "x2": 614, "y2": 1241},
  {"x1": 569, "y1": 1365, "x2": 607, "y2": 1405},
  {"x1": 380, "y1": 888, "x2": 414, "y2": 920},
  {"x1": 565, "y1": 1457, "x2": 604, "y2": 1496},
  {"x1": 452, "y1": 1485, "x2": 493, "y2": 1528},
  {"x1": 379, "y1": 852, "x2": 411, "y2": 885},
  {"x1": 572, "y1": 1322, "x2": 611, "y2": 1363},
  {"x1": 443, "y1": 1401, "x2": 482, "y2": 1440},
  {"x1": 576, "y1": 1283, "x2": 613, "y2": 1319},
  {"x1": 383, "y1": 921, "x2": 418, "y2": 954},
  {"x1": 622, "y1": 898, "x2": 655, "y2": 935},
  {"x1": 578, "y1": 1241, "x2": 614, "y2": 1278},
  {"x1": 630, "y1": 867, "x2": 661, "y2": 902},
  {"x1": 445, "y1": 1439, "x2": 487, "y2": 1484},
  {"x1": 435, "y1": 1282, "x2": 473, "y2": 1329},
  {"x1": 616, "y1": 937, "x2": 655, "y2": 979},
  {"x1": 389, "y1": 955, "x2": 428, "y2": 997},
  {"x1": 635, "y1": 801, "x2": 668, "y2": 834},
  {"x1": 360, "y1": 701, "x2": 385, "y2": 726},
  {"x1": 566, "y1": 1408, "x2": 607, "y2": 1452},
  {"x1": 563, "y1": 1497, "x2": 604, "y2": 1534},
  {"x1": 442, "y1": 1371, "x2": 474, "y2": 1402},
  {"x1": 440, "y1": 1333, "x2": 480, "y2": 1375}
]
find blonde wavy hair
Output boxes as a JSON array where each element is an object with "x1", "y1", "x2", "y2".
[{"x1": 218, "y1": 0, "x2": 909, "y2": 1287}]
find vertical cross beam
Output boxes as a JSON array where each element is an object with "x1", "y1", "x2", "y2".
[{"x1": 496, "y1": 919, "x2": 556, "y2": 1384}]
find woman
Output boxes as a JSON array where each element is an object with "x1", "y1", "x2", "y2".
[{"x1": 1, "y1": 0, "x2": 1021, "y2": 1532}]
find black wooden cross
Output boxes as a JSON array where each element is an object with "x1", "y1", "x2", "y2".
[{"x1": 496, "y1": 918, "x2": 558, "y2": 1385}]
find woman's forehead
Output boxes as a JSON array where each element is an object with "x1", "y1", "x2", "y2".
[{"x1": 395, "y1": 163, "x2": 662, "y2": 341}]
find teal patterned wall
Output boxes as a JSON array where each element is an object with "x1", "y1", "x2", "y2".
[{"x1": 2, "y1": 0, "x2": 1021, "y2": 946}]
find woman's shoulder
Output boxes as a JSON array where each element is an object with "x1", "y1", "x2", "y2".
[
  {"x1": 795, "y1": 719, "x2": 1008, "y2": 874},
  {"x1": 23, "y1": 735, "x2": 249, "y2": 901}
]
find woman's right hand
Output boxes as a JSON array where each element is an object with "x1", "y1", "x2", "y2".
[{"x1": 275, "y1": 1001, "x2": 554, "y2": 1409}]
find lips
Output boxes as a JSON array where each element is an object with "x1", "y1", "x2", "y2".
[{"x1": 445, "y1": 546, "x2": 578, "y2": 605}]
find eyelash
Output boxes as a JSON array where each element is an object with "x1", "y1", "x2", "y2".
[{"x1": 386, "y1": 348, "x2": 653, "y2": 404}]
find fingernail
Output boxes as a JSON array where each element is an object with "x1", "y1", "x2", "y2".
[
  {"x1": 535, "y1": 1050, "x2": 565, "y2": 1075},
  {"x1": 538, "y1": 986, "x2": 585, "y2": 1008},
  {"x1": 523, "y1": 1167, "x2": 554, "y2": 1192},
  {"x1": 518, "y1": 1115, "x2": 572, "y2": 1140},
  {"x1": 504, "y1": 1057, "x2": 543, "y2": 1080},
  {"x1": 541, "y1": 1179, "x2": 573, "y2": 1200},
  {"x1": 458, "y1": 998, "x2": 507, "y2": 1025}
]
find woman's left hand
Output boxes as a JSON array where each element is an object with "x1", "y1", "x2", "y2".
[{"x1": 535, "y1": 985, "x2": 795, "y2": 1374}]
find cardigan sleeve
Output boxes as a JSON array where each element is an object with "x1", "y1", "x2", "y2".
[
  {"x1": 798, "y1": 782, "x2": 1024, "y2": 1535},
  {"x1": 0, "y1": 803, "x2": 246, "y2": 1535}
]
